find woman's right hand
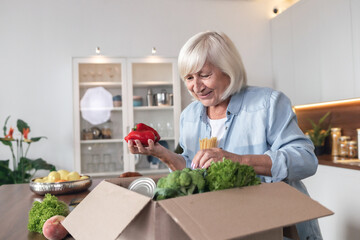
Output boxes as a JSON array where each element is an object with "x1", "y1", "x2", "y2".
[
  {"x1": 128, "y1": 139, "x2": 187, "y2": 171},
  {"x1": 127, "y1": 139, "x2": 162, "y2": 157}
]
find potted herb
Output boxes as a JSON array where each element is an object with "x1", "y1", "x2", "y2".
[
  {"x1": 306, "y1": 112, "x2": 331, "y2": 156},
  {"x1": 0, "y1": 116, "x2": 56, "y2": 185}
]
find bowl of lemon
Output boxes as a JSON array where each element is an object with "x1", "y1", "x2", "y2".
[{"x1": 30, "y1": 170, "x2": 92, "y2": 195}]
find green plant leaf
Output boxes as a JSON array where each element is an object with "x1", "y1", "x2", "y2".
[
  {"x1": 11, "y1": 169, "x2": 31, "y2": 183},
  {"x1": 1, "y1": 117, "x2": 52, "y2": 185},
  {"x1": 0, "y1": 138, "x2": 13, "y2": 147},
  {"x1": 0, "y1": 160, "x2": 10, "y2": 168},
  {"x1": 318, "y1": 111, "x2": 331, "y2": 125},
  {"x1": 17, "y1": 119, "x2": 30, "y2": 134},
  {"x1": 0, "y1": 160, "x2": 15, "y2": 185},
  {"x1": 307, "y1": 112, "x2": 332, "y2": 146},
  {"x1": 29, "y1": 136, "x2": 47, "y2": 142},
  {"x1": 308, "y1": 119, "x2": 317, "y2": 129},
  {"x1": 3, "y1": 116, "x2": 10, "y2": 136},
  {"x1": 18, "y1": 157, "x2": 34, "y2": 172},
  {"x1": 28, "y1": 158, "x2": 56, "y2": 171}
]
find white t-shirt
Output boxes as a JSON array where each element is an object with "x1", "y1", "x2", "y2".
[{"x1": 208, "y1": 117, "x2": 227, "y2": 145}]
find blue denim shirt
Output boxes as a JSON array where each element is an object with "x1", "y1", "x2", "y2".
[{"x1": 179, "y1": 86, "x2": 322, "y2": 240}]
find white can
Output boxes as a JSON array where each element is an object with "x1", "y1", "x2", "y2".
[{"x1": 128, "y1": 177, "x2": 156, "y2": 198}]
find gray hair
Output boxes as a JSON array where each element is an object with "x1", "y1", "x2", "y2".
[{"x1": 178, "y1": 31, "x2": 247, "y2": 100}]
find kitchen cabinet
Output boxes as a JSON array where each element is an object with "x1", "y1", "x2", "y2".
[
  {"x1": 271, "y1": 0, "x2": 357, "y2": 105},
  {"x1": 351, "y1": 0, "x2": 360, "y2": 97},
  {"x1": 73, "y1": 57, "x2": 180, "y2": 177},
  {"x1": 303, "y1": 165, "x2": 360, "y2": 240}
]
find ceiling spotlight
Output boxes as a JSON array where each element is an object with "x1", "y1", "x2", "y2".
[
  {"x1": 96, "y1": 46, "x2": 101, "y2": 55},
  {"x1": 152, "y1": 47, "x2": 156, "y2": 55}
]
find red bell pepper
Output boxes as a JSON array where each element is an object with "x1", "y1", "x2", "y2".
[
  {"x1": 124, "y1": 130, "x2": 155, "y2": 146},
  {"x1": 133, "y1": 123, "x2": 161, "y2": 142}
]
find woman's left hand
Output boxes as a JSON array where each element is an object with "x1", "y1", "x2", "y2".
[{"x1": 191, "y1": 148, "x2": 225, "y2": 169}]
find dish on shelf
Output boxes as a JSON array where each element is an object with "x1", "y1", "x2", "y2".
[
  {"x1": 80, "y1": 87, "x2": 113, "y2": 125},
  {"x1": 29, "y1": 176, "x2": 92, "y2": 195},
  {"x1": 133, "y1": 96, "x2": 143, "y2": 106}
]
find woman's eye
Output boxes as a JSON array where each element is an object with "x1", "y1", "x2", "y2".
[
  {"x1": 186, "y1": 76, "x2": 193, "y2": 81},
  {"x1": 200, "y1": 74, "x2": 210, "y2": 78}
]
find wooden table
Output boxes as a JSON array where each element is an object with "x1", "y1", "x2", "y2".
[{"x1": 0, "y1": 178, "x2": 103, "y2": 240}]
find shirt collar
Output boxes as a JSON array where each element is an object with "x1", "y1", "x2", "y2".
[
  {"x1": 227, "y1": 87, "x2": 246, "y2": 115},
  {"x1": 199, "y1": 86, "x2": 247, "y2": 120}
]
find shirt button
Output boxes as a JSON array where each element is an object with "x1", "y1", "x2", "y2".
[
  {"x1": 227, "y1": 111, "x2": 230, "y2": 115},
  {"x1": 225, "y1": 127, "x2": 228, "y2": 130}
]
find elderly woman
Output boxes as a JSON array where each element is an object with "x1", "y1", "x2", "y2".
[{"x1": 128, "y1": 31, "x2": 322, "y2": 240}]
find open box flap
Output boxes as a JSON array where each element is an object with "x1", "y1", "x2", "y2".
[
  {"x1": 63, "y1": 180, "x2": 151, "y2": 240},
  {"x1": 158, "y1": 182, "x2": 333, "y2": 240}
]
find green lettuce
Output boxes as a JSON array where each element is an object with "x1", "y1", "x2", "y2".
[
  {"x1": 28, "y1": 193, "x2": 69, "y2": 233},
  {"x1": 205, "y1": 158, "x2": 261, "y2": 191}
]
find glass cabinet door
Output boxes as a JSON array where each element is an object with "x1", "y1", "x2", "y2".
[
  {"x1": 74, "y1": 57, "x2": 180, "y2": 177},
  {"x1": 127, "y1": 58, "x2": 180, "y2": 174},
  {"x1": 74, "y1": 58, "x2": 127, "y2": 177}
]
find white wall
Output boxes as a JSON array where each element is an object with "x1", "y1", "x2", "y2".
[{"x1": 0, "y1": 0, "x2": 275, "y2": 171}]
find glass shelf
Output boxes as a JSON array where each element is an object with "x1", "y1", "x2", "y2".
[
  {"x1": 80, "y1": 139, "x2": 124, "y2": 144},
  {"x1": 133, "y1": 106, "x2": 173, "y2": 111},
  {"x1": 80, "y1": 82, "x2": 122, "y2": 88},
  {"x1": 80, "y1": 107, "x2": 122, "y2": 111},
  {"x1": 133, "y1": 81, "x2": 172, "y2": 87}
]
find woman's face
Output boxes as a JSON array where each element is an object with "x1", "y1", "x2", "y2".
[{"x1": 185, "y1": 61, "x2": 230, "y2": 107}]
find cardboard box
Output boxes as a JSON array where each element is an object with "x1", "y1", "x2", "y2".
[{"x1": 63, "y1": 176, "x2": 333, "y2": 240}]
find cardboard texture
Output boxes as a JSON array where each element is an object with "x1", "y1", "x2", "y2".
[{"x1": 63, "y1": 179, "x2": 333, "y2": 240}]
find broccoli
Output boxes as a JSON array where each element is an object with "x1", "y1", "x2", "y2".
[
  {"x1": 182, "y1": 167, "x2": 191, "y2": 173},
  {"x1": 156, "y1": 177, "x2": 167, "y2": 189},
  {"x1": 179, "y1": 171, "x2": 192, "y2": 187},
  {"x1": 154, "y1": 188, "x2": 183, "y2": 200},
  {"x1": 154, "y1": 168, "x2": 207, "y2": 200},
  {"x1": 166, "y1": 170, "x2": 181, "y2": 189},
  {"x1": 28, "y1": 193, "x2": 69, "y2": 234},
  {"x1": 188, "y1": 170, "x2": 206, "y2": 193},
  {"x1": 153, "y1": 159, "x2": 260, "y2": 200}
]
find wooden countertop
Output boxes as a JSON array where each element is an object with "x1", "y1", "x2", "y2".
[
  {"x1": 0, "y1": 178, "x2": 104, "y2": 240},
  {"x1": 318, "y1": 155, "x2": 360, "y2": 171}
]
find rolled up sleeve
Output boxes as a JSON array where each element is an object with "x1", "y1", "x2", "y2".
[{"x1": 264, "y1": 91, "x2": 318, "y2": 182}]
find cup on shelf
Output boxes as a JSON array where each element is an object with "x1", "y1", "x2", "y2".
[
  {"x1": 155, "y1": 90, "x2": 171, "y2": 106},
  {"x1": 166, "y1": 122, "x2": 174, "y2": 137},
  {"x1": 89, "y1": 69, "x2": 96, "y2": 82},
  {"x1": 107, "y1": 66, "x2": 115, "y2": 81},
  {"x1": 80, "y1": 66, "x2": 89, "y2": 82},
  {"x1": 103, "y1": 154, "x2": 112, "y2": 171},
  {"x1": 96, "y1": 65, "x2": 103, "y2": 82},
  {"x1": 92, "y1": 154, "x2": 100, "y2": 165},
  {"x1": 109, "y1": 162, "x2": 116, "y2": 171},
  {"x1": 113, "y1": 95, "x2": 122, "y2": 107},
  {"x1": 98, "y1": 162, "x2": 105, "y2": 172},
  {"x1": 86, "y1": 163, "x2": 95, "y2": 173},
  {"x1": 133, "y1": 96, "x2": 143, "y2": 107},
  {"x1": 103, "y1": 154, "x2": 112, "y2": 164},
  {"x1": 156, "y1": 122, "x2": 166, "y2": 137}
]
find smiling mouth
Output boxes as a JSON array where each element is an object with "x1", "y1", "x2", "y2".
[{"x1": 197, "y1": 91, "x2": 213, "y2": 99}]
